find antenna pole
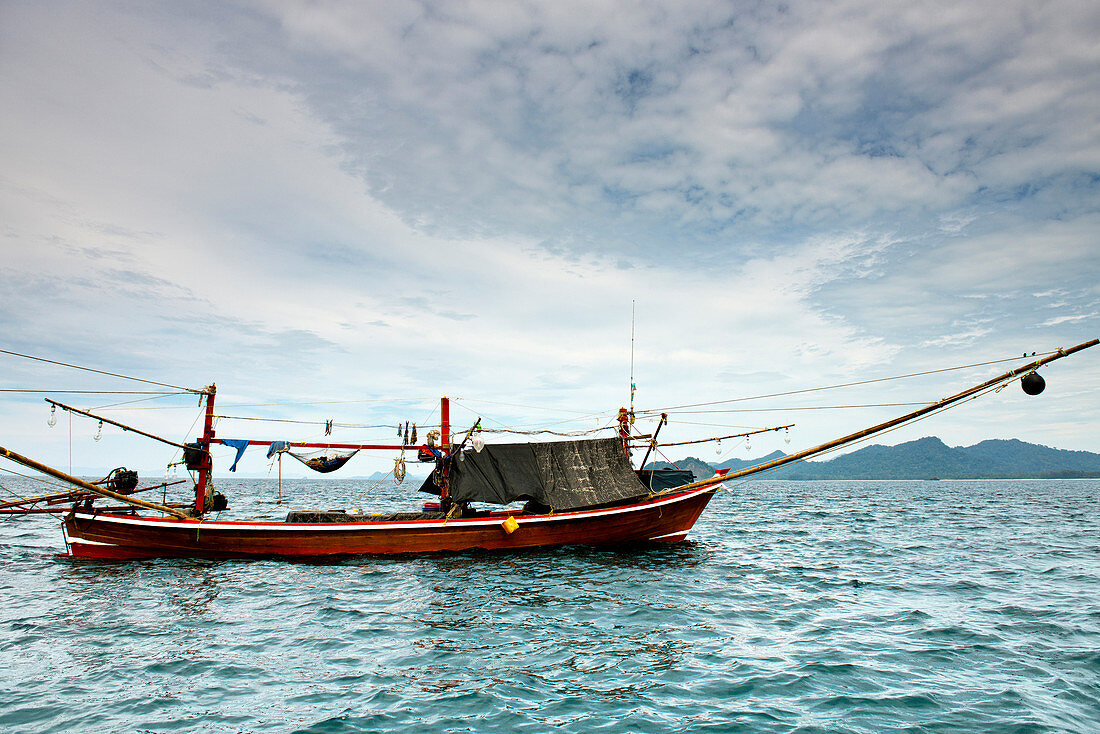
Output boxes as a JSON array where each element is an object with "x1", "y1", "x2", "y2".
[{"x1": 629, "y1": 301, "x2": 636, "y2": 422}]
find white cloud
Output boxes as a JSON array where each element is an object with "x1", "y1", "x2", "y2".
[
  {"x1": 224, "y1": 0, "x2": 1098, "y2": 259},
  {"x1": 0, "y1": 0, "x2": 1097, "y2": 477},
  {"x1": 1040, "y1": 313, "x2": 1097, "y2": 327}
]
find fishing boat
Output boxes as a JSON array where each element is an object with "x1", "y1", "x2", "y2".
[
  {"x1": 59, "y1": 482, "x2": 718, "y2": 560},
  {"x1": 8, "y1": 396, "x2": 723, "y2": 560},
  {"x1": 0, "y1": 340, "x2": 1095, "y2": 559}
]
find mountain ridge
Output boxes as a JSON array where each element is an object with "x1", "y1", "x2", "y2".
[{"x1": 646, "y1": 436, "x2": 1100, "y2": 480}]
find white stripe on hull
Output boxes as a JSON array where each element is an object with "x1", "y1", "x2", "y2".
[
  {"x1": 66, "y1": 537, "x2": 118, "y2": 547},
  {"x1": 70, "y1": 486, "x2": 714, "y2": 533}
]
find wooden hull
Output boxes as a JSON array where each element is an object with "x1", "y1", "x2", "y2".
[{"x1": 61, "y1": 487, "x2": 717, "y2": 560}]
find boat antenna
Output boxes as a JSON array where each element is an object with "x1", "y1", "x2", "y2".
[{"x1": 629, "y1": 300, "x2": 636, "y2": 424}]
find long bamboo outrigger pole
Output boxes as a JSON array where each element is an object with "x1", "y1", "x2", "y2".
[
  {"x1": 675, "y1": 339, "x2": 1099, "y2": 493},
  {"x1": 0, "y1": 479, "x2": 186, "y2": 512},
  {"x1": 0, "y1": 446, "x2": 191, "y2": 519}
]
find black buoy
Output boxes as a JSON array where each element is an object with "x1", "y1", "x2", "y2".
[{"x1": 1021, "y1": 371, "x2": 1046, "y2": 395}]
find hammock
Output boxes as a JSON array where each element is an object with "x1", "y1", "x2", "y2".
[{"x1": 286, "y1": 448, "x2": 359, "y2": 473}]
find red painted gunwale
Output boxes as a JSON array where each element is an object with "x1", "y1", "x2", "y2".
[{"x1": 62, "y1": 486, "x2": 717, "y2": 560}]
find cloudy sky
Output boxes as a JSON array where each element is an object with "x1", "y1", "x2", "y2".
[{"x1": 1, "y1": 0, "x2": 1097, "y2": 478}]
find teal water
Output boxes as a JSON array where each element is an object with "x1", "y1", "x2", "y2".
[{"x1": 0, "y1": 478, "x2": 1097, "y2": 733}]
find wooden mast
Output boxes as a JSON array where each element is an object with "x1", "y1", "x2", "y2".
[
  {"x1": 194, "y1": 384, "x2": 216, "y2": 515},
  {"x1": 676, "y1": 338, "x2": 1099, "y2": 492},
  {"x1": 440, "y1": 396, "x2": 450, "y2": 500}
]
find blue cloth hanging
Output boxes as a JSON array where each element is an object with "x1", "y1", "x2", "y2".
[
  {"x1": 220, "y1": 439, "x2": 251, "y2": 472},
  {"x1": 266, "y1": 440, "x2": 291, "y2": 459}
]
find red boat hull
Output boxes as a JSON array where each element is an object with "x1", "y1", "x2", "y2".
[{"x1": 61, "y1": 487, "x2": 717, "y2": 560}]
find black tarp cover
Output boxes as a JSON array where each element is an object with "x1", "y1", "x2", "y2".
[
  {"x1": 636, "y1": 468, "x2": 695, "y2": 492},
  {"x1": 418, "y1": 437, "x2": 649, "y2": 511}
]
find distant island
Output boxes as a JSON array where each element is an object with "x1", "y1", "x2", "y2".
[{"x1": 645, "y1": 437, "x2": 1100, "y2": 480}]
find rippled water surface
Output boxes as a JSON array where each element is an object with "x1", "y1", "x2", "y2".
[{"x1": 1, "y1": 478, "x2": 1098, "y2": 733}]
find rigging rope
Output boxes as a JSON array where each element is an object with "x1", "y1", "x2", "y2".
[
  {"x1": 451, "y1": 397, "x2": 601, "y2": 416},
  {"x1": 0, "y1": 483, "x2": 33, "y2": 505},
  {"x1": 0, "y1": 465, "x2": 71, "y2": 491},
  {"x1": 0, "y1": 389, "x2": 186, "y2": 395},
  {"x1": 92, "y1": 397, "x2": 441, "y2": 411},
  {"x1": 651, "y1": 369, "x2": 1037, "y2": 497},
  {"x1": 346, "y1": 466, "x2": 400, "y2": 509},
  {"x1": 663, "y1": 402, "x2": 931, "y2": 415},
  {"x1": 0, "y1": 348, "x2": 202, "y2": 392},
  {"x1": 212, "y1": 414, "x2": 395, "y2": 429},
  {"x1": 711, "y1": 384, "x2": 1007, "y2": 492},
  {"x1": 480, "y1": 426, "x2": 615, "y2": 437},
  {"x1": 90, "y1": 393, "x2": 200, "y2": 411},
  {"x1": 641, "y1": 424, "x2": 793, "y2": 447},
  {"x1": 203, "y1": 397, "x2": 437, "y2": 408},
  {"x1": 635, "y1": 352, "x2": 1057, "y2": 415},
  {"x1": 449, "y1": 397, "x2": 613, "y2": 435}
]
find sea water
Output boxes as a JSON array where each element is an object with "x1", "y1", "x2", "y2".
[{"x1": 0, "y1": 478, "x2": 1097, "y2": 733}]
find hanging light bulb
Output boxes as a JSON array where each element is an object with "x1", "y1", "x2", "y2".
[
  {"x1": 47, "y1": 404, "x2": 57, "y2": 428},
  {"x1": 471, "y1": 434, "x2": 485, "y2": 453},
  {"x1": 715, "y1": 438, "x2": 722, "y2": 455},
  {"x1": 745, "y1": 435, "x2": 751, "y2": 453},
  {"x1": 784, "y1": 427, "x2": 791, "y2": 445},
  {"x1": 94, "y1": 420, "x2": 103, "y2": 442}
]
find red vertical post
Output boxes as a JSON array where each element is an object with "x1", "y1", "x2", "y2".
[
  {"x1": 195, "y1": 384, "x2": 217, "y2": 515},
  {"x1": 440, "y1": 396, "x2": 450, "y2": 499},
  {"x1": 617, "y1": 406, "x2": 630, "y2": 455}
]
